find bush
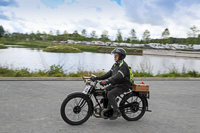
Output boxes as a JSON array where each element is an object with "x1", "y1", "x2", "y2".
[
  {"x1": 133, "y1": 70, "x2": 153, "y2": 77},
  {"x1": 188, "y1": 70, "x2": 198, "y2": 77},
  {"x1": 47, "y1": 65, "x2": 66, "y2": 76},
  {"x1": 13, "y1": 68, "x2": 30, "y2": 77}
]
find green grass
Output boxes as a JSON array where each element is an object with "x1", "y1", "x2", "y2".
[
  {"x1": 0, "y1": 65, "x2": 67, "y2": 77},
  {"x1": 44, "y1": 45, "x2": 82, "y2": 53},
  {"x1": 59, "y1": 43, "x2": 142, "y2": 54},
  {"x1": 1, "y1": 65, "x2": 200, "y2": 77},
  {"x1": 67, "y1": 71, "x2": 106, "y2": 77},
  {"x1": 156, "y1": 70, "x2": 200, "y2": 77},
  {"x1": 0, "y1": 44, "x2": 7, "y2": 49},
  {"x1": 1, "y1": 40, "x2": 55, "y2": 48},
  {"x1": 133, "y1": 71, "x2": 154, "y2": 77}
]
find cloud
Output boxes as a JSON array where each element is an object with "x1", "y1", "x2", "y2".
[
  {"x1": 96, "y1": 7, "x2": 102, "y2": 12},
  {"x1": 2, "y1": 0, "x2": 200, "y2": 39},
  {"x1": 0, "y1": 0, "x2": 18, "y2": 20},
  {"x1": 122, "y1": 0, "x2": 200, "y2": 27},
  {"x1": 0, "y1": 11, "x2": 10, "y2": 20},
  {"x1": 0, "y1": 0, "x2": 18, "y2": 7},
  {"x1": 40, "y1": 0, "x2": 76, "y2": 9},
  {"x1": 165, "y1": 1, "x2": 200, "y2": 37},
  {"x1": 122, "y1": 0, "x2": 177, "y2": 26}
]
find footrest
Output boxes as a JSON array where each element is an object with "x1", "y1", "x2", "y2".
[{"x1": 146, "y1": 110, "x2": 152, "y2": 112}]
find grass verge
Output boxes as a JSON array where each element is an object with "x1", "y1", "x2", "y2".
[
  {"x1": 0, "y1": 44, "x2": 8, "y2": 49},
  {"x1": 1, "y1": 65, "x2": 200, "y2": 77}
]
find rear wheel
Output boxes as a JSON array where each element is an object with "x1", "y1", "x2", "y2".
[
  {"x1": 120, "y1": 93, "x2": 146, "y2": 121},
  {"x1": 60, "y1": 93, "x2": 93, "y2": 125}
]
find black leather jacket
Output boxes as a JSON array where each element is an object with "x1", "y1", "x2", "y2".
[{"x1": 97, "y1": 60, "x2": 131, "y2": 90}]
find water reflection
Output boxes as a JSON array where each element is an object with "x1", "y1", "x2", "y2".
[{"x1": 0, "y1": 46, "x2": 200, "y2": 75}]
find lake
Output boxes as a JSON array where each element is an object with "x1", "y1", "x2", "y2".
[{"x1": 0, "y1": 45, "x2": 200, "y2": 75}]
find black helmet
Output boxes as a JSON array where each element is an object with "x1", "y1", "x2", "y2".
[{"x1": 111, "y1": 48, "x2": 126, "y2": 60}]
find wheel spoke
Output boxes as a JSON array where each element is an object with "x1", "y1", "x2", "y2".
[
  {"x1": 121, "y1": 95, "x2": 146, "y2": 121},
  {"x1": 61, "y1": 95, "x2": 91, "y2": 125},
  {"x1": 73, "y1": 98, "x2": 78, "y2": 106}
]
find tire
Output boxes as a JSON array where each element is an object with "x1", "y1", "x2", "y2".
[
  {"x1": 120, "y1": 93, "x2": 146, "y2": 121},
  {"x1": 60, "y1": 92, "x2": 93, "y2": 125}
]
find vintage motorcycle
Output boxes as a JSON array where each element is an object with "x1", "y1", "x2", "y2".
[{"x1": 60, "y1": 76, "x2": 151, "y2": 125}]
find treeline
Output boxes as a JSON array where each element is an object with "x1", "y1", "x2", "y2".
[
  {"x1": 0, "y1": 25, "x2": 200, "y2": 45},
  {"x1": 151, "y1": 37, "x2": 200, "y2": 45}
]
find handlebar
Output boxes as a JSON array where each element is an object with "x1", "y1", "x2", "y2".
[
  {"x1": 82, "y1": 75, "x2": 106, "y2": 87},
  {"x1": 82, "y1": 76, "x2": 99, "y2": 87}
]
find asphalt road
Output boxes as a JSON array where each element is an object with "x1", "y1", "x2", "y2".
[{"x1": 0, "y1": 81, "x2": 200, "y2": 133}]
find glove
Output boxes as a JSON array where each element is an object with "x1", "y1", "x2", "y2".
[
  {"x1": 91, "y1": 76, "x2": 97, "y2": 81},
  {"x1": 100, "y1": 80, "x2": 110, "y2": 86}
]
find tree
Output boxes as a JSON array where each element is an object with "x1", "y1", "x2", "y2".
[
  {"x1": 188, "y1": 25, "x2": 199, "y2": 37},
  {"x1": 56, "y1": 30, "x2": 60, "y2": 36},
  {"x1": 29, "y1": 32, "x2": 36, "y2": 40},
  {"x1": 81, "y1": 29, "x2": 87, "y2": 37},
  {"x1": 142, "y1": 30, "x2": 150, "y2": 43},
  {"x1": 41, "y1": 31, "x2": 47, "y2": 40},
  {"x1": 3, "y1": 30, "x2": 10, "y2": 38},
  {"x1": 162, "y1": 28, "x2": 170, "y2": 39},
  {"x1": 116, "y1": 29, "x2": 123, "y2": 43},
  {"x1": 90, "y1": 30, "x2": 97, "y2": 40},
  {"x1": 63, "y1": 30, "x2": 68, "y2": 35},
  {"x1": 100, "y1": 30, "x2": 109, "y2": 42},
  {"x1": 125, "y1": 38, "x2": 131, "y2": 43},
  {"x1": 63, "y1": 30, "x2": 68, "y2": 41},
  {"x1": 47, "y1": 31, "x2": 55, "y2": 41},
  {"x1": 72, "y1": 30, "x2": 80, "y2": 40},
  {"x1": 130, "y1": 29, "x2": 137, "y2": 43},
  {"x1": 49, "y1": 30, "x2": 53, "y2": 35},
  {"x1": 36, "y1": 30, "x2": 41, "y2": 40},
  {"x1": 0, "y1": 25, "x2": 5, "y2": 37},
  {"x1": 198, "y1": 34, "x2": 200, "y2": 44}
]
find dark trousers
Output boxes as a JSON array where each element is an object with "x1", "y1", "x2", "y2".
[{"x1": 105, "y1": 85, "x2": 128, "y2": 112}]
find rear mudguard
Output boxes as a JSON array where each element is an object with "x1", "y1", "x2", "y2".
[{"x1": 119, "y1": 91, "x2": 149, "y2": 110}]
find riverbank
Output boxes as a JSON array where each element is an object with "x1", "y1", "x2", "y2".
[
  {"x1": 44, "y1": 44, "x2": 142, "y2": 54},
  {"x1": 1, "y1": 40, "x2": 53, "y2": 48},
  {"x1": 1, "y1": 66, "x2": 200, "y2": 78},
  {"x1": 0, "y1": 40, "x2": 142, "y2": 55},
  {"x1": 2, "y1": 40, "x2": 200, "y2": 57},
  {"x1": 43, "y1": 45, "x2": 82, "y2": 53},
  {"x1": 144, "y1": 49, "x2": 200, "y2": 58}
]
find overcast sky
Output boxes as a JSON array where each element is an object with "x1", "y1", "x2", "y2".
[{"x1": 1, "y1": 0, "x2": 200, "y2": 40}]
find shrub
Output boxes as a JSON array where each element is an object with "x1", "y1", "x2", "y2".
[
  {"x1": 13, "y1": 68, "x2": 30, "y2": 77},
  {"x1": 188, "y1": 70, "x2": 198, "y2": 77},
  {"x1": 47, "y1": 65, "x2": 66, "y2": 76}
]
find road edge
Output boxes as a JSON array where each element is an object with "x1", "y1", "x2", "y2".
[{"x1": 1, "y1": 77, "x2": 200, "y2": 81}]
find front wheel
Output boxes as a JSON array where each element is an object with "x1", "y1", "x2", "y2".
[
  {"x1": 120, "y1": 93, "x2": 146, "y2": 121},
  {"x1": 60, "y1": 92, "x2": 93, "y2": 125}
]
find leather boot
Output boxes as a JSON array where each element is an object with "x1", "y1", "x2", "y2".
[{"x1": 110, "y1": 109, "x2": 121, "y2": 120}]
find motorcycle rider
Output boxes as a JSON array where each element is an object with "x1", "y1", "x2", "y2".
[{"x1": 91, "y1": 48, "x2": 131, "y2": 120}]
